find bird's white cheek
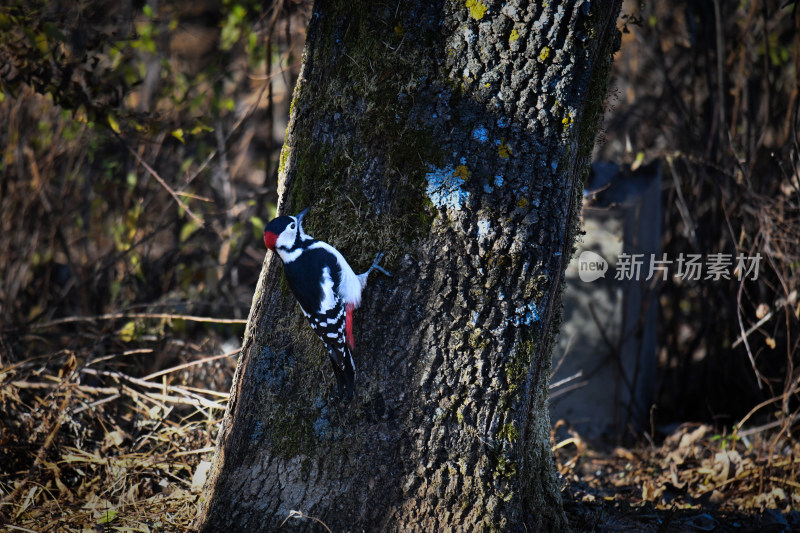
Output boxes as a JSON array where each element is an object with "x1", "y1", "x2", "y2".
[{"x1": 276, "y1": 229, "x2": 296, "y2": 250}]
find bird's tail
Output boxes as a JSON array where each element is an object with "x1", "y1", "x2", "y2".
[{"x1": 328, "y1": 345, "x2": 356, "y2": 402}]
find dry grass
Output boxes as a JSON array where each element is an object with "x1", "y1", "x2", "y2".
[{"x1": 0, "y1": 341, "x2": 236, "y2": 532}]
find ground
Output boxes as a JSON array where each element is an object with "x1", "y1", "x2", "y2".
[
  {"x1": 1, "y1": 339, "x2": 797, "y2": 532},
  {"x1": 556, "y1": 423, "x2": 800, "y2": 532}
]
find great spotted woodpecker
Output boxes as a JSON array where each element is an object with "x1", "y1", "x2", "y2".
[{"x1": 263, "y1": 207, "x2": 390, "y2": 401}]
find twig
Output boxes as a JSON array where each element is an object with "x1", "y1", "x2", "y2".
[
  {"x1": 174, "y1": 446, "x2": 216, "y2": 457},
  {"x1": 552, "y1": 437, "x2": 582, "y2": 451},
  {"x1": 31, "y1": 313, "x2": 247, "y2": 330},
  {"x1": 550, "y1": 331, "x2": 575, "y2": 380},
  {"x1": 549, "y1": 370, "x2": 583, "y2": 391},
  {"x1": 141, "y1": 349, "x2": 239, "y2": 382},
  {"x1": 736, "y1": 393, "x2": 787, "y2": 430},
  {"x1": 732, "y1": 290, "x2": 798, "y2": 348},
  {"x1": 666, "y1": 155, "x2": 699, "y2": 250},
  {"x1": 73, "y1": 394, "x2": 121, "y2": 414},
  {"x1": 178, "y1": 385, "x2": 230, "y2": 399},
  {"x1": 4, "y1": 525, "x2": 39, "y2": 533},
  {"x1": 161, "y1": 468, "x2": 193, "y2": 488},
  {"x1": 141, "y1": 391, "x2": 226, "y2": 411},
  {"x1": 280, "y1": 510, "x2": 333, "y2": 533},
  {"x1": 739, "y1": 414, "x2": 800, "y2": 437},
  {"x1": 768, "y1": 476, "x2": 800, "y2": 491},
  {"x1": 184, "y1": 80, "x2": 269, "y2": 187},
  {"x1": 736, "y1": 278, "x2": 767, "y2": 389},
  {"x1": 10, "y1": 381, "x2": 118, "y2": 395},
  {"x1": 117, "y1": 135, "x2": 204, "y2": 226},
  {"x1": 693, "y1": 467, "x2": 760, "y2": 494},
  {"x1": 81, "y1": 368, "x2": 228, "y2": 410},
  {"x1": 549, "y1": 380, "x2": 589, "y2": 400},
  {"x1": 88, "y1": 348, "x2": 155, "y2": 366},
  {"x1": 121, "y1": 383, "x2": 168, "y2": 414},
  {"x1": 711, "y1": 0, "x2": 728, "y2": 145}
]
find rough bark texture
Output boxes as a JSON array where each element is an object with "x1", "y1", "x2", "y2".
[{"x1": 194, "y1": 0, "x2": 621, "y2": 531}]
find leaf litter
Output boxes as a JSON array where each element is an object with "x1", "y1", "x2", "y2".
[
  {"x1": 0, "y1": 345, "x2": 234, "y2": 532},
  {"x1": 554, "y1": 421, "x2": 800, "y2": 531},
  {"x1": 2, "y1": 348, "x2": 798, "y2": 531}
]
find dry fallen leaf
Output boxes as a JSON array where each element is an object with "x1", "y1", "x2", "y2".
[
  {"x1": 102, "y1": 429, "x2": 127, "y2": 451},
  {"x1": 709, "y1": 490, "x2": 725, "y2": 504},
  {"x1": 710, "y1": 451, "x2": 731, "y2": 484},
  {"x1": 678, "y1": 425, "x2": 709, "y2": 458},
  {"x1": 192, "y1": 460, "x2": 213, "y2": 492},
  {"x1": 669, "y1": 461, "x2": 686, "y2": 489}
]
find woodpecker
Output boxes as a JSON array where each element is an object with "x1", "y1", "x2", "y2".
[{"x1": 263, "y1": 207, "x2": 390, "y2": 401}]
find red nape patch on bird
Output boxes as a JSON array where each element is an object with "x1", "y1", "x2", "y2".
[
  {"x1": 264, "y1": 231, "x2": 277, "y2": 250},
  {"x1": 345, "y1": 303, "x2": 355, "y2": 349}
]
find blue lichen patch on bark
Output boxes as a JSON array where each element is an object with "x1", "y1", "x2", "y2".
[
  {"x1": 312, "y1": 416, "x2": 333, "y2": 440},
  {"x1": 477, "y1": 218, "x2": 492, "y2": 242},
  {"x1": 250, "y1": 420, "x2": 265, "y2": 443},
  {"x1": 472, "y1": 124, "x2": 489, "y2": 143},
  {"x1": 425, "y1": 164, "x2": 470, "y2": 210},
  {"x1": 255, "y1": 346, "x2": 295, "y2": 394},
  {"x1": 510, "y1": 300, "x2": 540, "y2": 326}
]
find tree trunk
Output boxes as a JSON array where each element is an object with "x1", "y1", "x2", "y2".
[{"x1": 194, "y1": 0, "x2": 621, "y2": 530}]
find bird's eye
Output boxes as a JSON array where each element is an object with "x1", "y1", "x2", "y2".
[{"x1": 290, "y1": 223, "x2": 296, "y2": 230}]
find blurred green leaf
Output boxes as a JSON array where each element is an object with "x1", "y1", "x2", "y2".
[
  {"x1": 98, "y1": 509, "x2": 118, "y2": 524},
  {"x1": 180, "y1": 157, "x2": 194, "y2": 174},
  {"x1": 220, "y1": 5, "x2": 247, "y2": 51},
  {"x1": 107, "y1": 114, "x2": 120, "y2": 134},
  {"x1": 189, "y1": 122, "x2": 214, "y2": 135},
  {"x1": 180, "y1": 219, "x2": 201, "y2": 243},
  {"x1": 130, "y1": 251, "x2": 144, "y2": 281},
  {"x1": 266, "y1": 203, "x2": 277, "y2": 221},
  {"x1": 110, "y1": 281, "x2": 121, "y2": 303},
  {"x1": 119, "y1": 322, "x2": 137, "y2": 342},
  {"x1": 42, "y1": 22, "x2": 67, "y2": 43},
  {"x1": 250, "y1": 216, "x2": 264, "y2": 240}
]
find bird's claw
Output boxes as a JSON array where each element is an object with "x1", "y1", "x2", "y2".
[{"x1": 370, "y1": 251, "x2": 392, "y2": 277}]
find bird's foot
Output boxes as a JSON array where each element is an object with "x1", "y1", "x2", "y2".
[{"x1": 367, "y1": 251, "x2": 392, "y2": 278}]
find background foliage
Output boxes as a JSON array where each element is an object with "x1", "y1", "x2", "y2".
[
  {"x1": 1, "y1": 0, "x2": 307, "y2": 528},
  {"x1": 596, "y1": 0, "x2": 799, "y2": 433}
]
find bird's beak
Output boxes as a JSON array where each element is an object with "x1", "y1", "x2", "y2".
[{"x1": 295, "y1": 206, "x2": 310, "y2": 224}]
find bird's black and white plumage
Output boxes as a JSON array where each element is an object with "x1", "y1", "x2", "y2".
[{"x1": 263, "y1": 207, "x2": 389, "y2": 401}]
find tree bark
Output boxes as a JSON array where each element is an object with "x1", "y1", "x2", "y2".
[{"x1": 194, "y1": 0, "x2": 621, "y2": 531}]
